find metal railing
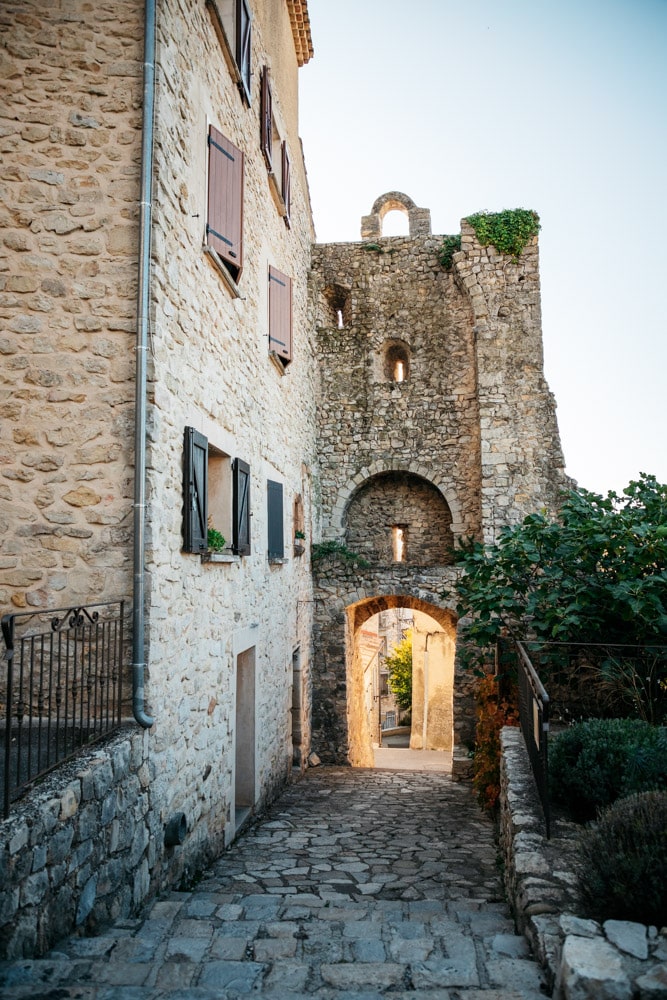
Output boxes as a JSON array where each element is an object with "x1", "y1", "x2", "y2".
[
  {"x1": 498, "y1": 637, "x2": 551, "y2": 838},
  {"x1": 1, "y1": 601, "x2": 125, "y2": 818}
]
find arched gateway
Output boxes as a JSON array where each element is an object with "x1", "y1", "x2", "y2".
[{"x1": 310, "y1": 195, "x2": 569, "y2": 777}]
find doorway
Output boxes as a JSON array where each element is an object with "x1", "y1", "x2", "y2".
[{"x1": 234, "y1": 645, "x2": 256, "y2": 831}]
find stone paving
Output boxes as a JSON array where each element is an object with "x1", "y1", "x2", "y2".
[{"x1": 0, "y1": 767, "x2": 547, "y2": 999}]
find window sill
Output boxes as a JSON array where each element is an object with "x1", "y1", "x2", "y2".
[
  {"x1": 204, "y1": 246, "x2": 243, "y2": 298},
  {"x1": 268, "y1": 556, "x2": 288, "y2": 565},
  {"x1": 201, "y1": 552, "x2": 237, "y2": 564}
]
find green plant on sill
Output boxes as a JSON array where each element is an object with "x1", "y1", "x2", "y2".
[
  {"x1": 311, "y1": 540, "x2": 370, "y2": 569},
  {"x1": 207, "y1": 527, "x2": 226, "y2": 552},
  {"x1": 438, "y1": 234, "x2": 462, "y2": 270}
]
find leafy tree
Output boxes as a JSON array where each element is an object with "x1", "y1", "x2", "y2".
[
  {"x1": 385, "y1": 631, "x2": 413, "y2": 712},
  {"x1": 450, "y1": 475, "x2": 667, "y2": 719}
]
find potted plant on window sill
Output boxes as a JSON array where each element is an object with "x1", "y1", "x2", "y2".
[
  {"x1": 203, "y1": 527, "x2": 234, "y2": 563},
  {"x1": 294, "y1": 529, "x2": 306, "y2": 556}
]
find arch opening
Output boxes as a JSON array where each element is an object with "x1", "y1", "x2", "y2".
[
  {"x1": 380, "y1": 208, "x2": 410, "y2": 237},
  {"x1": 347, "y1": 595, "x2": 457, "y2": 768}
]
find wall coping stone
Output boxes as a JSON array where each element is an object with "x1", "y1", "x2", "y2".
[{"x1": 499, "y1": 726, "x2": 667, "y2": 999}]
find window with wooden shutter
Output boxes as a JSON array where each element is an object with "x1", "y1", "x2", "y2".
[
  {"x1": 268, "y1": 265, "x2": 292, "y2": 365},
  {"x1": 233, "y1": 458, "x2": 251, "y2": 556},
  {"x1": 281, "y1": 141, "x2": 291, "y2": 227},
  {"x1": 260, "y1": 66, "x2": 272, "y2": 170},
  {"x1": 236, "y1": 0, "x2": 252, "y2": 105},
  {"x1": 207, "y1": 125, "x2": 244, "y2": 281},
  {"x1": 183, "y1": 427, "x2": 208, "y2": 553},
  {"x1": 267, "y1": 480, "x2": 284, "y2": 560}
]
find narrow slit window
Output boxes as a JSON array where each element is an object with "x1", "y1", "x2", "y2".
[
  {"x1": 394, "y1": 360, "x2": 404, "y2": 382},
  {"x1": 392, "y1": 525, "x2": 406, "y2": 563},
  {"x1": 337, "y1": 309, "x2": 344, "y2": 329}
]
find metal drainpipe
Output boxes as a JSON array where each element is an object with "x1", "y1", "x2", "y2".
[{"x1": 132, "y1": 0, "x2": 156, "y2": 728}]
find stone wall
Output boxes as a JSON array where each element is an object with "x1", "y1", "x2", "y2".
[
  {"x1": 0, "y1": 0, "x2": 143, "y2": 613},
  {"x1": 499, "y1": 727, "x2": 667, "y2": 999}
]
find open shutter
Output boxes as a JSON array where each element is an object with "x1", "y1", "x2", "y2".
[
  {"x1": 267, "y1": 480, "x2": 284, "y2": 559},
  {"x1": 268, "y1": 265, "x2": 292, "y2": 364},
  {"x1": 281, "y1": 141, "x2": 291, "y2": 226},
  {"x1": 260, "y1": 67, "x2": 273, "y2": 169},
  {"x1": 183, "y1": 427, "x2": 208, "y2": 553},
  {"x1": 207, "y1": 125, "x2": 244, "y2": 279},
  {"x1": 236, "y1": 0, "x2": 252, "y2": 104},
  {"x1": 233, "y1": 458, "x2": 251, "y2": 555}
]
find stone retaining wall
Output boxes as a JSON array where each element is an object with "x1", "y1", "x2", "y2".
[{"x1": 499, "y1": 726, "x2": 667, "y2": 998}]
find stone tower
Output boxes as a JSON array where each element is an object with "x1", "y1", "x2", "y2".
[{"x1": 309, "y1": 192, "x2": 568, "y2": 772}]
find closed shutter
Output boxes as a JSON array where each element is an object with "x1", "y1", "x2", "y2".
[
  {"x1": 207, "y1": 125, "x2": 244, "y2": 279},
  {"x1": 268, "y1": 265, "x2": 292, "y2": 364},
  {"x1": 267, "y1": 480, "x2": 284, "y2": 559},
  {"x1": 236, "y1": 0, "x2": 252, "y2": 105},
  {"x1": 183, "y1": 427, "x2": 208, "y2": 553},
  {"x1": 233, "y1": 458, "x2": 251, "y2": 555},
  {"x1": 260, "y1": 67, "x2": 272, "y2": 169},
  {"x1": 281, "y1": 141, "x2": 291, "y2": 226}
]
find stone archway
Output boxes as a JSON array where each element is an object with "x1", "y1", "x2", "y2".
[{"x1": 347, "y1": 594, "x2": 457, "y2": 766}]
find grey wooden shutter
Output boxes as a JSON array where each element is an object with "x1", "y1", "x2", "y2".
[
  {"x1": 260, "y1": 66, "x2": 272, "y2": 169},
  {"x1": 267, "y1": 480, "x2": 284, "y2": 559},
  {"x1": 207, "y1": 125, "x2": 244, "y2": 279},
  {"x1": 281, "y1": 141, "x2": 291, "y2": 226},
  {"x1": 236, "y1": 0, "x2": 252, "y2": 105},
  {"x1": 268, "y1": 265, "x2": 292, "y2": 363},
  {"x1": 183, "y1": 427, "x2": 208, "y2": 553},
  {"x1": 233, "y1": 458, "x2": 251, "y2": 555}
]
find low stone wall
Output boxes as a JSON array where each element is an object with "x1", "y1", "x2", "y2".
[
  {"x1": 0, "y1": 728, "x2": 156, "y2": 959},
  {"x1": 499, "y1": 726, "x2": 667, "y2": 998}
]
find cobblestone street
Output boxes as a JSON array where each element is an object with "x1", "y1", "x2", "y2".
[{"x1": 0, "y1": 766, "x2": 547, "y2": 999}]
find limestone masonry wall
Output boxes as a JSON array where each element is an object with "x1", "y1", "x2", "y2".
[{"x1": 0, "y1": 1, "x2": 143, "y2": 613}]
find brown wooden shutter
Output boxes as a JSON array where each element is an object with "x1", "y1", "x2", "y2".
[
  {"x1": 233, "y1": 458, "x2": 251, "y2": 555},
  {"x1": 207, "y1": 125, "x2": 244, "y2": 279},
  {"x1": 260, "y1": 67, "x2": 272, "y2": 170},
  {"x1": 183, "y1": 427, "x2": 208, "y2": 553},
  {"x1": 236, "y1": 0, "x2": 252, "y2": 104},
  {"x1": 268, "y1": 265, "x2": 292, "y2": 364},
  {"x1": 281, "y1": 141, "x2": 291, "y2": 226},
  {"x1": 267, "y1": 480, "x2": 284, "y2": 559}
]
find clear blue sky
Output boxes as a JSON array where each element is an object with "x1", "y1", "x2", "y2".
[{"x1": 298, "y1": 0, "x2": 667, "y2": 498}]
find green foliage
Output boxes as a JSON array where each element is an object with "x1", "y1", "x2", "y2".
[
  {"x1": 577, "y1": 791, "x2": 667, "y2": 925},
  {"x1": 465, "y1": 208, "x2": 540, "y2": 260},
  {"x1": 207, "y1": 527, "x2": 226, "y2": 552},
  {"x1": 550, "y1": 718, "x2": 667, "y2": 821},
  {"x1": 361, "y1": 242, "x2": 384, "y2": 253},
  {"x1": 438, "y1": 234, "x2": 462, "y2": 270},
  {"x1": 473, "y1": 673, "x2": 519, "y2": 811},
  {"x1": 450, "y1": 476, "x2": 667, "y2": 717},
  {"x1": 311, "y1": 540, "x2": 370, "y2": 569},
  {"x1": 385, "y1": 631, "x2": 413, "y2": 712},
  {"x1": 295, "y1": 530, "x2": 306, "y2": 540}
]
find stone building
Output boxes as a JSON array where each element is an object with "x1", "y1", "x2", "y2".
[
  {"x1": 0, "y1": 0, "x2": 316, "y2": 957},
  {"x1": 0, "y1": 3, "x2": 568, "y2": 960},
  {"x1": 310, "y1": 192, "x2": 568, "y2": 770}
]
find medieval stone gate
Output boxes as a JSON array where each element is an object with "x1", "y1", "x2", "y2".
[{"x1": 309, "y1": 193, "x2": 568, "y2": 773}]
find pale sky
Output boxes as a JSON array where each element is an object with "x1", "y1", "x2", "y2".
[{"x1": 298, "y1": 0, "x2": 666, "y2": 498}]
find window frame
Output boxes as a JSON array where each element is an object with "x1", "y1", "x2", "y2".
[{"x1": 206, "y1": 0, "x2": 252, "y2": 107}]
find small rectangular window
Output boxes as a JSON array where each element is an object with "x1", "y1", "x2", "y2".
[
  {"x1": 267, "y1": 480, "x2": 284, "y2": 560},
  {"x1": 268, "y1": 265, "x2": 292, "y2": 365},
  {"x1": 281, "y1": 141, "x2": 291, "y2": 227},
  {"x1": 233, "y1": 458, "x2": 251, "y2": 556},
  {"x1": 236, "y1": 0, "x2": 252, "y2": 105},
  {"x1": 207, "y1": 0, "x2": 252, "y2": 106},
  {"x1": 260, "y1": 66, "x2": 273, "y2": 170}
]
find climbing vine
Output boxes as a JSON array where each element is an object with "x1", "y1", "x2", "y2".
[
  {"x1": 438, "y1": 208, "x2": 540, "y2": 270},
  {"x1": 438, "y1": 234, "x2": 462, "y2": 270},
  {"x1": 465, "y1": 208, "x2": 540, "y2": 260}
]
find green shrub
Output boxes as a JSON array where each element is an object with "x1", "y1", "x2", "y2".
[
  {"x1": 578, "y1": 791, "x2": 667, "y2": 925},
  {"x1": 550, "y1": 718, "x2": 667, "y2": 821}
]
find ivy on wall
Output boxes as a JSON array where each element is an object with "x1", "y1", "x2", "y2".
[{"x1": 439, "y1": 208, "x2": 540, "y2": 269}]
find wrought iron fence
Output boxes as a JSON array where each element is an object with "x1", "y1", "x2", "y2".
[
  {"x1": 1, "y1": 601, "x2": 126, "y2": 818},
  {"x1": 498, "y1": 637, "x2": 551, "y2": 838}
]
